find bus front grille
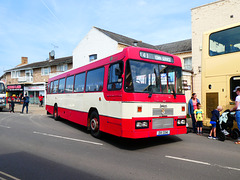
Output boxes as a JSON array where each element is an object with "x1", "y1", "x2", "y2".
[{"x1": 152, "y1": 118, "x2": 174, "y2": 129}]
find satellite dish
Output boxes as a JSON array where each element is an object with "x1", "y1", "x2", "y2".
[{"x1": 50, "y1": 50, "x2": 55, "y2": 57}]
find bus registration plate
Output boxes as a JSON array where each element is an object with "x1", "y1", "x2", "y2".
[{"x1": 157, "y1": 130, "x2": 170, "y2": 136}]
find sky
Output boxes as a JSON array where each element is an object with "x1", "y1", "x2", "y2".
[{"x1": 0, "y1": 0, "x2": 216, "y2": 76}]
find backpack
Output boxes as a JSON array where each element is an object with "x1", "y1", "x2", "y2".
[{"x1": 25, "y1": 96, "x2": 29, "y2": 103}]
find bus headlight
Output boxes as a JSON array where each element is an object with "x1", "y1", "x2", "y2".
[
  {"x1": 177, "y1": 119, "x2": 186, "y2": 126},
  {"x1": 135, "y1": 120, "x2": 149, "y2": 129}
]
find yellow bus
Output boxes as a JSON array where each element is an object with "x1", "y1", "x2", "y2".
[{"x1": 201, "y1": 23, "x2": 240, "y2": 127}]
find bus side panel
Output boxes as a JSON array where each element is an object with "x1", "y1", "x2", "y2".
[
  {"x1": 46, "y1": 105, "x2": 54, "y2": 115},
  {"x1": 100, "y1": 116, "x2": 122, "y2": 137},
  {"x1": 58, "y1": 107, "x2": 88, "y2": 127}
]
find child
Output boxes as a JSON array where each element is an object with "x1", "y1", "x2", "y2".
[
  {"x1": 209, "y1": 106, "x2": 223, "y2": 140},
  {"x1": 194, "y1": 103, "x2": 204, "y2": 135}
]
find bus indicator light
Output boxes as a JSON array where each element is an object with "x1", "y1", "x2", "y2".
[
  {"x1": 137, "y1": 106, "x2": 142, "y2": 112},
  {"x1": 182, "y1": 106, "x2": 185, "y2": 112}
]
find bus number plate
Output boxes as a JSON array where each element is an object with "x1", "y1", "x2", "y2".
[{"x1": 157, "y1": 130, "x2": 170, "y2": 136}]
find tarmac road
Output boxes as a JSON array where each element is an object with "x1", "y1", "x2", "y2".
[{"x1": 0, "y1": 108, "x2": 240, "y2": 180}]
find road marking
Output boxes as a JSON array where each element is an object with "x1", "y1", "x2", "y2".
[
  {"x1": 33, "y1": 131, "x2": 103, "y2": 146},
  {"x1": 0, "y1": 171, "x2": 20, "y2": 180},
  {"x1": 0, "y1": 125, "x2": 11, "y2": 129},
  {"x1": 165, "y1": 155, "x2": 211, "y2": 166},
  {"x1": 165, "y1": 155, "x2": 240, "y2": 172}
]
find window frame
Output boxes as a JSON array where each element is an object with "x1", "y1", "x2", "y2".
[
  {"x1": 41, "y1": 67, "x2": 51, "y2": 76},
  {"x1": 86, "y1": 67, "x2": 105, "y2": 92},
  {"x1": 58, "y1": 78, "x2": 66, "y2": 93},
  {"x1": 107, "y1": 61, "x2": 123, "y2": 91},
  {"x1": 65, "y1": 75, "x2": 74, "y2": 93},
  {"x1": 74, "y1": 72, "x2": 86, "y2": 93}
]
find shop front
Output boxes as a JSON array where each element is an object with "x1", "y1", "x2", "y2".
[
  {"x1": 6, "y1": 84, "x2": 24, "y2": 103},
  {"x1": 24, "y1": 83, "x2": 46, "y2": 104}
]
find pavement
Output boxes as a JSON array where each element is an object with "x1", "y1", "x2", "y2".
[{"x1": 6, "y1": 103, "x2": 46, "y2": 115}]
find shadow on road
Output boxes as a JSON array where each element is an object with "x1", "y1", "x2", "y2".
[
  {"x1": 0, "y1": 151, "x2": 104, "y2": 180},
  {"x1": 51, "y1": 117, "x2": 183, "y2": 150},
  {"x1": 101, "y1": 134, "x2": 183, "y2": 150}
]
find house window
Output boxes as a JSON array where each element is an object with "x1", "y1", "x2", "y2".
[
  {"x1": 183, "y1": 57, "x2": 192, "y2": 71},
  {"x1": 41, "y1": 67, "x2": 51, "y2": 75},
  {"x1": 89, "y1": 54, "x2": 97, "y2": 62},
  {"x1": 11, "y1": 71, "x2": 20, "y2": 78},
  {"x1": 57, "y1": 64, "x2": 68, "y2": 72}
]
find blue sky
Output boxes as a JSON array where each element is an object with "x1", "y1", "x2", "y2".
[{"x1": 0, "y1": 0, "x2": 215, "y2": 76}]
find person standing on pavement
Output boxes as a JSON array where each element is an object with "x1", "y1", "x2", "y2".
[
  {"x1": 38, "y1": 94, "x2": 43, "y2": 107},
  {"x1": 9, "y1": 96, "x2": 15, "y2": 113},
  {"x1": 230, "y1": 86, "x2": 240, "y2": 144},
  {"x1": 21, "y1": 93, "x2": 29, "y2": 114},
  {"x1": 194, "y1": 103, "x2": 204, "y2": 135},
  {"x1": 208, "y1": 106, "x2": 223, "y2": 140},
  {"x1": 188, "y1": 93, "x2": 200, "y2": 133}
]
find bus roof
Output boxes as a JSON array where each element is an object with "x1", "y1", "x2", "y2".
[{"x1": 48, "y1": 46, "x2": 182, "y2": 82}]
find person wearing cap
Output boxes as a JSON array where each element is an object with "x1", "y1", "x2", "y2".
[{"x1": 230, "y1": 86, "x2": 240, "y2": 144}]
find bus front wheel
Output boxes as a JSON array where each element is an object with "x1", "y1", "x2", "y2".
[{"x1": 90, "y1": 111, "x2": 101, "y2": 138}]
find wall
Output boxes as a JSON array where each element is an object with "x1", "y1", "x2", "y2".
[
  {"x1": 73, "y1": 27, "x2": 120, "y2": 68},
  {"x1": 175, "y1": 52, "x2": 193, "y2": 104},
  {"x1": 191, "y1": 0, "x2": 240, "y2": 101}
]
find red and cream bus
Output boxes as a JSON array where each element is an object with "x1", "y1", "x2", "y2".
[{"x1": 46, "y1": 47, "x2": 187, "y2": 138}]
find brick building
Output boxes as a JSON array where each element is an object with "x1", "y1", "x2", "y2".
[{"x1": 0, "y1": 55, "x2": 72, "y2": 104}]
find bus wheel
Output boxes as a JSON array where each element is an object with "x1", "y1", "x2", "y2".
[
  {"x1": 0, "y1": 108, "x2": 2, "y2": 111},
  {"x1": 53, "y1": 107, "x2": 59, "y2": 121},
  {"x1": 90, "y1": 111, "x2": 101, "y2": 138}
]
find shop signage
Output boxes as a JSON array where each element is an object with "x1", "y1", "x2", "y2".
[
  {"x1": 24, "y1": 85, "x2": 45, "y2": 91},
  {"x1": 6, "y1": 85, "x2": 24, "y2": 92}
]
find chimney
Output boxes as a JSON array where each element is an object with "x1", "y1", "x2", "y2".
[
  {"x1": 49, "y1": 50, "x2": 55, "y2": 61},
  {"x1": 17, "y1": 57, "x2": 28, "y2": 67},
  {"x1": 21, "y1": 57, "x2": 28, "y2": 64}
]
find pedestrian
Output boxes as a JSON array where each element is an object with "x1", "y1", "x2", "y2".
[
  {"x1": 194, "y1": 103, "x2": 204, "y2": 135},
  {"x1": 9, "y1": 96, "x2": 15, "y2": 113},
  {"x1": 230, "y1": 86, "x2": 240, "y2": 144},
  {"x1": 21, "y1": 93, "x2": 29, "y2": 114},
  {"x1": 38, "y1": 94, "x2": 43, "y2": 107},
  {"x1": 208, "y1": 106, "x2": 223, "y2": 140},
  {"x1": 188, "y1": 93, "x2": 200, "y2": 133}
]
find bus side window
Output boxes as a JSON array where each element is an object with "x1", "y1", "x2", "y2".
[
  {"x1": 58, "y1": 78, "x2": 65, "y2": 93},
  {"x1": 74, "y1": 73, "x2": 85, "y2": 92},
  {"x1": 108, "y1": 62, "x2": 123, "y2": 91},
  {"x1": 86, "y1": 67, "x2": 104, "y2": 92},
  {"x1": 65, "y1": 76, "x2": 74, "y2": 93},
  {"x1": 50, "y1": 81, "x2": 54, "y2": 94},
  {"x1": 53, "y1": 80, "x2": 59, "y2": 94}
]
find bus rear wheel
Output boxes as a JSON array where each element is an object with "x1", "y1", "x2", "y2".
[
  {"x1": 90, "y1": 111, "x2": 101, "y2": 138},
  {"x1": 53, "y1": 107, "x2": 59, "y2": 121}
]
